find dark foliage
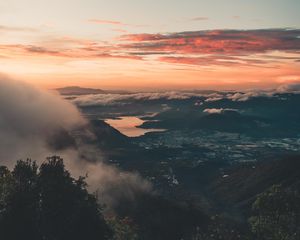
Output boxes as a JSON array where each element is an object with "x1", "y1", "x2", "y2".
[
  {"x1": 249, "y1": 184, "x2": 300, "y2": 240},
  {"x1": 208, "y1": 156, "x2": 300, "y2": 214},
  {"x1": 113, "y1": 192, "x2": 210, "y2": 240},
  {"x1": 0, "y1": 156, "x2": 112, "y2": 240}
]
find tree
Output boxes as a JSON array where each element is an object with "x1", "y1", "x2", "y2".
[
  {"x1": 0, "y1": 160, "x2": 40, "y2": 240},
  {"x1": 0, "y1": 156, "x2": 112, "y2": 240},
  {"x1": 191, "y1": 215, "x2": 243, "y2": 240},
  {"x1": 249, "y1": 184, "x2": 300, "y2": 240},
  {"x1": 107, "y1": 217, "x2": 139, "y2": 240}
]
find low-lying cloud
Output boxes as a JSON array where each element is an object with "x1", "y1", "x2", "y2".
[
  {"x1": 71, "y1": 91, "x2": 205, "y2": 106},
  {"x1": 203, "y1": 108, "x2": 238, "y2": 114},
  {"x1": 0, "y1": 76, "x2": 152, "y2": 209},
  {"x1": 0, "y1": 77, "x2": 85, "y2": 164},
  {"x1": 276, "y1": 83, "x2": 300, "y2": 93},
  {"x1": 226, "y1": 91, "x2": 274, "y2": 101},
  {"x1": 69, "y1": 83, "x2": 300, "y2": 108}
]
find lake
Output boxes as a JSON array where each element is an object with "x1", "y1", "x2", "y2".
[{"x1": 105, "y1": 116, "x2": 166, "y2": 137}]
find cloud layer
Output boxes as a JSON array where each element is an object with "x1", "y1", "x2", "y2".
[
  {"x1": 120, "y1": 28, "x2": 300, "y2": 66},
  {"x1": 1, "y1": 28, "x2": 300, "y2": 68},
  {"x1": 122, "y1": 29, "x2": 300, "y2": 54},
  {"x1": 71, "y1": 91, "x2": 205, "y2": 106},
  {"x1": 68, "y1": 83, "x2": 300, "y2": 107}
]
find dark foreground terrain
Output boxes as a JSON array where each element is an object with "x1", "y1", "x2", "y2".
[
  {"x1": 1, "y1": 90, "x2": 300, "y2": 239},
  {"x1": 1, "y1": 154, "x2": 299, "y2": 240}
]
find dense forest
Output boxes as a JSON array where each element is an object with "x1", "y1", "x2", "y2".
[{"x1": 0, "y1": 156, "x2": 299, "y2": 240}]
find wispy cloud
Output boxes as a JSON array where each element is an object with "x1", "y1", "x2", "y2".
[
  {"x1": 111, "y1": 28, "x2": 128, "y2": 33},
  {"x1": 0, "y1": 25, "x2": 37, "y2": 32},
  {"x1": 158, "y1": 55, "x2": 268, "y2": 67},
  {"x1": 190, "y1": 17, "x2": 209, "y2": 21},
  {"x1": 88, "y1": 19, "x2": 148, "y2": 28},
  {"x1": 0, "y1": 43, "x2": 143, "y2": 61},
  {"x1": 232, "y1": 16, "x2": 241, "y2": 20},
  {"x1": 88, "y1": 19, "x2": 125, "y2": 25}
]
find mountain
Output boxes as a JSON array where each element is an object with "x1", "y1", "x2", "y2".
[
  {"x1": 90, "y1": 120, "x2": 131, "y2": 149},
  {"x1": 113, "y1": 192, "x2": 209, "y2": 240},
  {"x1": 56, "y1": 86, "x2": 131, "y2": 95},
  {"x1": 56, "y1": 86, "x2": 106, "y2": 95},
  {"x1": 208, "y1": 155, "x2": 300, "y2": 214},
  {"x1": 139, "y1": 109, "x2": 270, "y2": 136}
]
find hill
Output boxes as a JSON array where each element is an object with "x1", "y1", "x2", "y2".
[
  {"x1": 56, "y1": 86, "x2": 106, "y2": 95},
  {"x1": 208, "y1": 155, "x2": 300, "y2": 215}
]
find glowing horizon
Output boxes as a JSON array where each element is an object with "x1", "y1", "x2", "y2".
[{"x1": 0, "y1": 0, "x2": 300, "y2": 90}]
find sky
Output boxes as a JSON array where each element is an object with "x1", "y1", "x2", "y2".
[{"x1": 0, "y1": 0, "x2": 300, "y2": 90}]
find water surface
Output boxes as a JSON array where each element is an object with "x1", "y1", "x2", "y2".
[{"x1": 105, "y1": 116, "x2": 165, "y2": 137}]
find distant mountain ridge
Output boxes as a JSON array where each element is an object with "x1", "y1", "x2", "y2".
[{"x1": 56, "y1": 86, "x2": 130, "y2": 95}]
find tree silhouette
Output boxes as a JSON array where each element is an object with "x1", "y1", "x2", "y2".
[
  {"x1": 0, "y1": 156, "x2": 112, "y2": 240},
  {"x1": 0, "y1": 160, "x2": 40, "y2": 239}
]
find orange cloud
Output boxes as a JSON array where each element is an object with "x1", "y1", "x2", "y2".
[
  {"x1": 117, "y1": 29, "x2": 300, "y2": 68},
  {"x1": 158, "y1": 55, "x2": 268, "y2": 67},
  {"x1": 121, "y1": 29, "x2": 300, "y2": 55},
  {"x1": 2, "y1": 29, "x2": 300, "y2": 68},
  {"x1": 1, "y1": 28, "x2": 300, "y2": 90},
  {"x1": 2, "y1": 28, "x2": 300, "y2": 69},
  {"x1": 0, "y1": 42, "x2": 143, "y2": 60}
]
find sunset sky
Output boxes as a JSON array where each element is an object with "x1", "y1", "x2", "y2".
[{"x1": 0, "y1": 0, "x2": 300, "y2": 90}]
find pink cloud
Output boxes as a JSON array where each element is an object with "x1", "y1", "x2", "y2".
[
  {"x1": 88, "y1": 19, "x2": 125, "y2": 26},
  {"x1": 121, "y1": 29, "x2": 300, "y2": 55},
  {"x1": 2, "y1": 28, "x2": 300, "y2": 68}
]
